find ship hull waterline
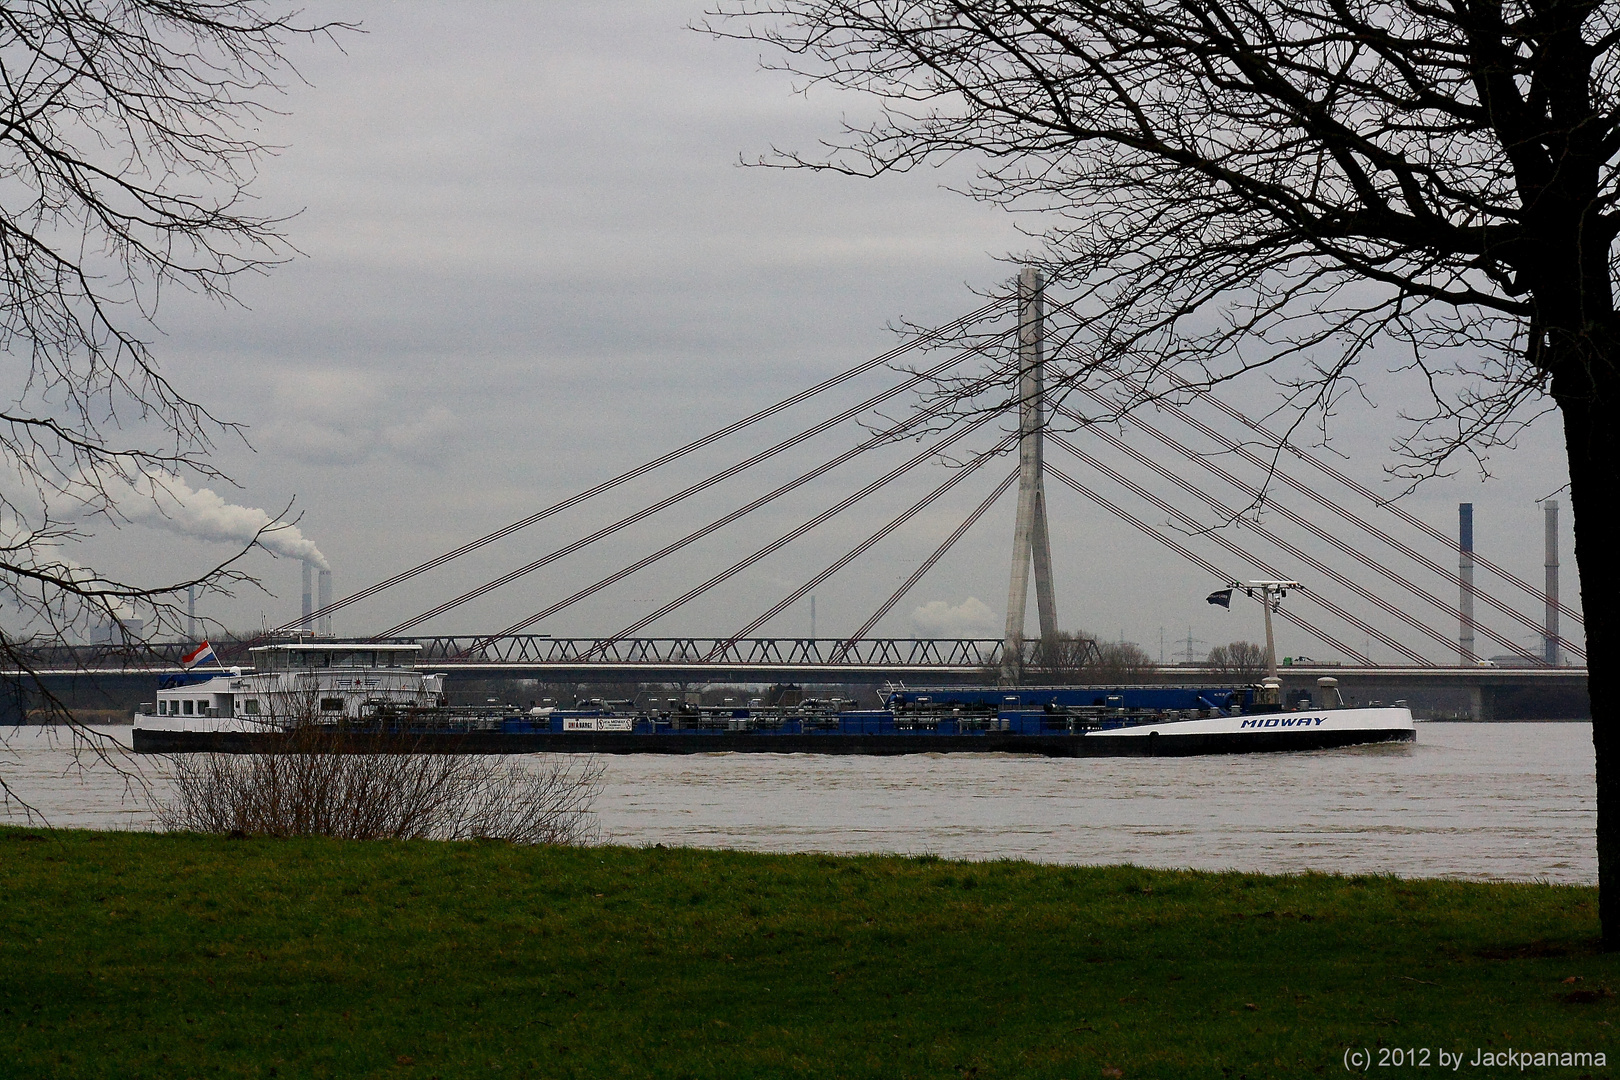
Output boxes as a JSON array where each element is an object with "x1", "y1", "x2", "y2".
[{"x1": 133, "y1": 724, "x2": 1415, "y2": 757}]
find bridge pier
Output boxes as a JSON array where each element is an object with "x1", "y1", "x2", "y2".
[{"x1": 1003, "y1": 266, "x2": 1059, "y2": 681}]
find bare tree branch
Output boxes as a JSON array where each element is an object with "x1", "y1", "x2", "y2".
[{"x1": 2, "y1": 2, "x2": 347, "y2": 815}]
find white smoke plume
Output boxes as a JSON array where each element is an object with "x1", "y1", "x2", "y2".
[{"x1": 106, "y1": 473, "x2": 329, "y2": 570}]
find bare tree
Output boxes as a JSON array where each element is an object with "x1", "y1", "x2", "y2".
[
  {"x1": 1206, "y1": 641, "x2": 1268, "y2": 682},
  {"x1": 710, "y1": 1, "x2": 1620, "y2": 942},
  {"x1": 1027, "y1": 628, "x2": 1101, "y2": 682},
  {"x1": 1005, "y1": 629, "x2": 1155, "y2": 683},
  {"x1": 1092, "y1": 640, "x2": 1156, "y2": 683},
  {"x1": 1, "y1": 2, "x2": 341, "y2": 810}
]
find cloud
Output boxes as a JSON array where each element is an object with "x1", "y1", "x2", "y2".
[
  {"x1": 252, "y1": 367, "x2": 459, "y2": 468},
  {"x1": 910, "y1": 596, "x2": 998, "y2": 637}
]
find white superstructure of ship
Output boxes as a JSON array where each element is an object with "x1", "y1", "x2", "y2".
[{"x1": 135, "y1": 643, "x2": 444, "y2": 735}]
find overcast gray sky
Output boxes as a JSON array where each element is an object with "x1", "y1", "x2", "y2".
[{"x1": 76, "y1": 1, "x2": 1581, "y2": 664}]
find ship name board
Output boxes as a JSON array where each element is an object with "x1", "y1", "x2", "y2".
[{"x1": 1239, "y1": 715, "x2": 1328, "y2": 729}]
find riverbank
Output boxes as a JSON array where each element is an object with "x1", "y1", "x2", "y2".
[{"x1": 2, "y1": 827, "x2": 1614, "y2": 1078}]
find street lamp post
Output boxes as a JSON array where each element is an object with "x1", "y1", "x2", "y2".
[{"x1": 1232, "y1": 579, "x2": 1299, "y2": 705}]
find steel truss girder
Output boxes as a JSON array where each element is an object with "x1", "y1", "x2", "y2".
[{"x1": 405, "y1": 636, "x2": 1011, "y2": 668}]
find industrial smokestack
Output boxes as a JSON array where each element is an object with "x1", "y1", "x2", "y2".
[
  {"x1": 1459, "y1": 503, "x2": 1475, "y2": 664},
  {"x1": 317, "y1": 569, "x2": 333, "y2": 638},
  {"x1": 1545, "y1": 501, "x2": 1561, "y2": 666},
  {"x1": 301, "y1": 560, "x2": 314, "y2": 633}
]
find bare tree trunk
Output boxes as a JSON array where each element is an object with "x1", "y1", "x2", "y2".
[{"x1": 1555, "y1": 355, "x2": 1620, "y2": 947}]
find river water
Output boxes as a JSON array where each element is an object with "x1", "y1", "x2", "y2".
[{"x1": 0, "y1": 722, "x2": 1596, "y2": 884}]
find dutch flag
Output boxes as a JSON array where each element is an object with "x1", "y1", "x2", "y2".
[{"x1": 180, "y1": 641, "x2": 218, "y2": 669}]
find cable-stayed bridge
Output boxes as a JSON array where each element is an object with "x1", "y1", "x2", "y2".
[{"x1": 9, "y1": 270, "x2": 1590, "y2": 719}]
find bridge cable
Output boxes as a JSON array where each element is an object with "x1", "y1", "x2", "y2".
[
  {"x1": 592, "y1": 413, "x2": 1001, "y2": 650},
  {"x1": 842, "y1": 467, "x2": 1021, "y2": 647},
  {"x1": 457, "y1": 404, "x2": 997, "y2": 646},
  {"x1": 1052, "y1": 400, "x2": 1553, "y2": 664},
  {"x1": 1050, "y1": 435, "x2": 1417, "y2": 662},
  {"x1": 375, "y1": 341, "x2": 1019, "y2": 638},
  {"x1": 1177, "y1": 370, "x2": 1585, "y2": 628},
  {"x1": 1049, "y1": 432, "x2": 1423, "y2": 663},
  {"x1": 1066, "y1": 381, "x2": 1577, "y2": 659},
  {"x1": 1043, "y1": 463, "x2": 1373, "y2": 665},
  {"x1": 281, "y1": 296, "x2": 1015, "y2": 634},
  {"x1": 1036, "y1": 294, "x2": 1582, "y2": 631},
  {"x1": 719, "y1": 438, "x2": 1019, "y2": 651},
  {"x1": 1050, "y1": 419, "x2": 1473, "y2": 662}
]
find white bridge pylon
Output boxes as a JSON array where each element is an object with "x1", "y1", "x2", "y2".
[{"x1": 1002, "y1": 266, "x2": 1059, "y2": 681}]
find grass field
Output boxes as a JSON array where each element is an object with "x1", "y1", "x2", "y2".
[{"x1": 2, "y1": 826, "x2": 1615, "y2": 1078}]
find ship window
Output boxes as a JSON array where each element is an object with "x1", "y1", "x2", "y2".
[
  {"x1": 243, "y1": 699, "x2": 260, "y2": 715},
  {"x1": 182, "y1": 700, "x2": 194, "y2": 715},
  {"x1": 157, "y1": 700, "x2": 167, "y2": 715},
  {"x1": 320, "y1": 698, "x2": 344, "y2": 713}
]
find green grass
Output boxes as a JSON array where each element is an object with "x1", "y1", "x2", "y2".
[{"x1": 1, "y1": 827, "x2": 1615, "y2": 1078}]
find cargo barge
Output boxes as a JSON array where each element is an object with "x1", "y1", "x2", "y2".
[{"x1": 132, "y1": 642, "x2": 1414, "y2": 756}]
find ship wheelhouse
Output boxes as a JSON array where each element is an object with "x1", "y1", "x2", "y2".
[{"x1": 140, "y1": 642, "x2": 444, "y2": 729}]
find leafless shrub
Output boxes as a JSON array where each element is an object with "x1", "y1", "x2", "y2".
[
  {"x1": 458, "y1": 758, "x2": 605, "y2": 846},
  {"x1": 155, "y1": 732, "x2": 604, "y2": 845}
]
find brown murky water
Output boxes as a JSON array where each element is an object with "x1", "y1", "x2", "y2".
[{"x1": 1, "y1": 722, "x2": 1595, "y2": 883}]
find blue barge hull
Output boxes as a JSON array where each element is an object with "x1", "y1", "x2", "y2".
[
  {"x1": 131, "y1": 726, "x2": 1413, "y2": 757},
  {"x1": 133, "y1": 684, "x2": 1415, "y2": 756}
]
